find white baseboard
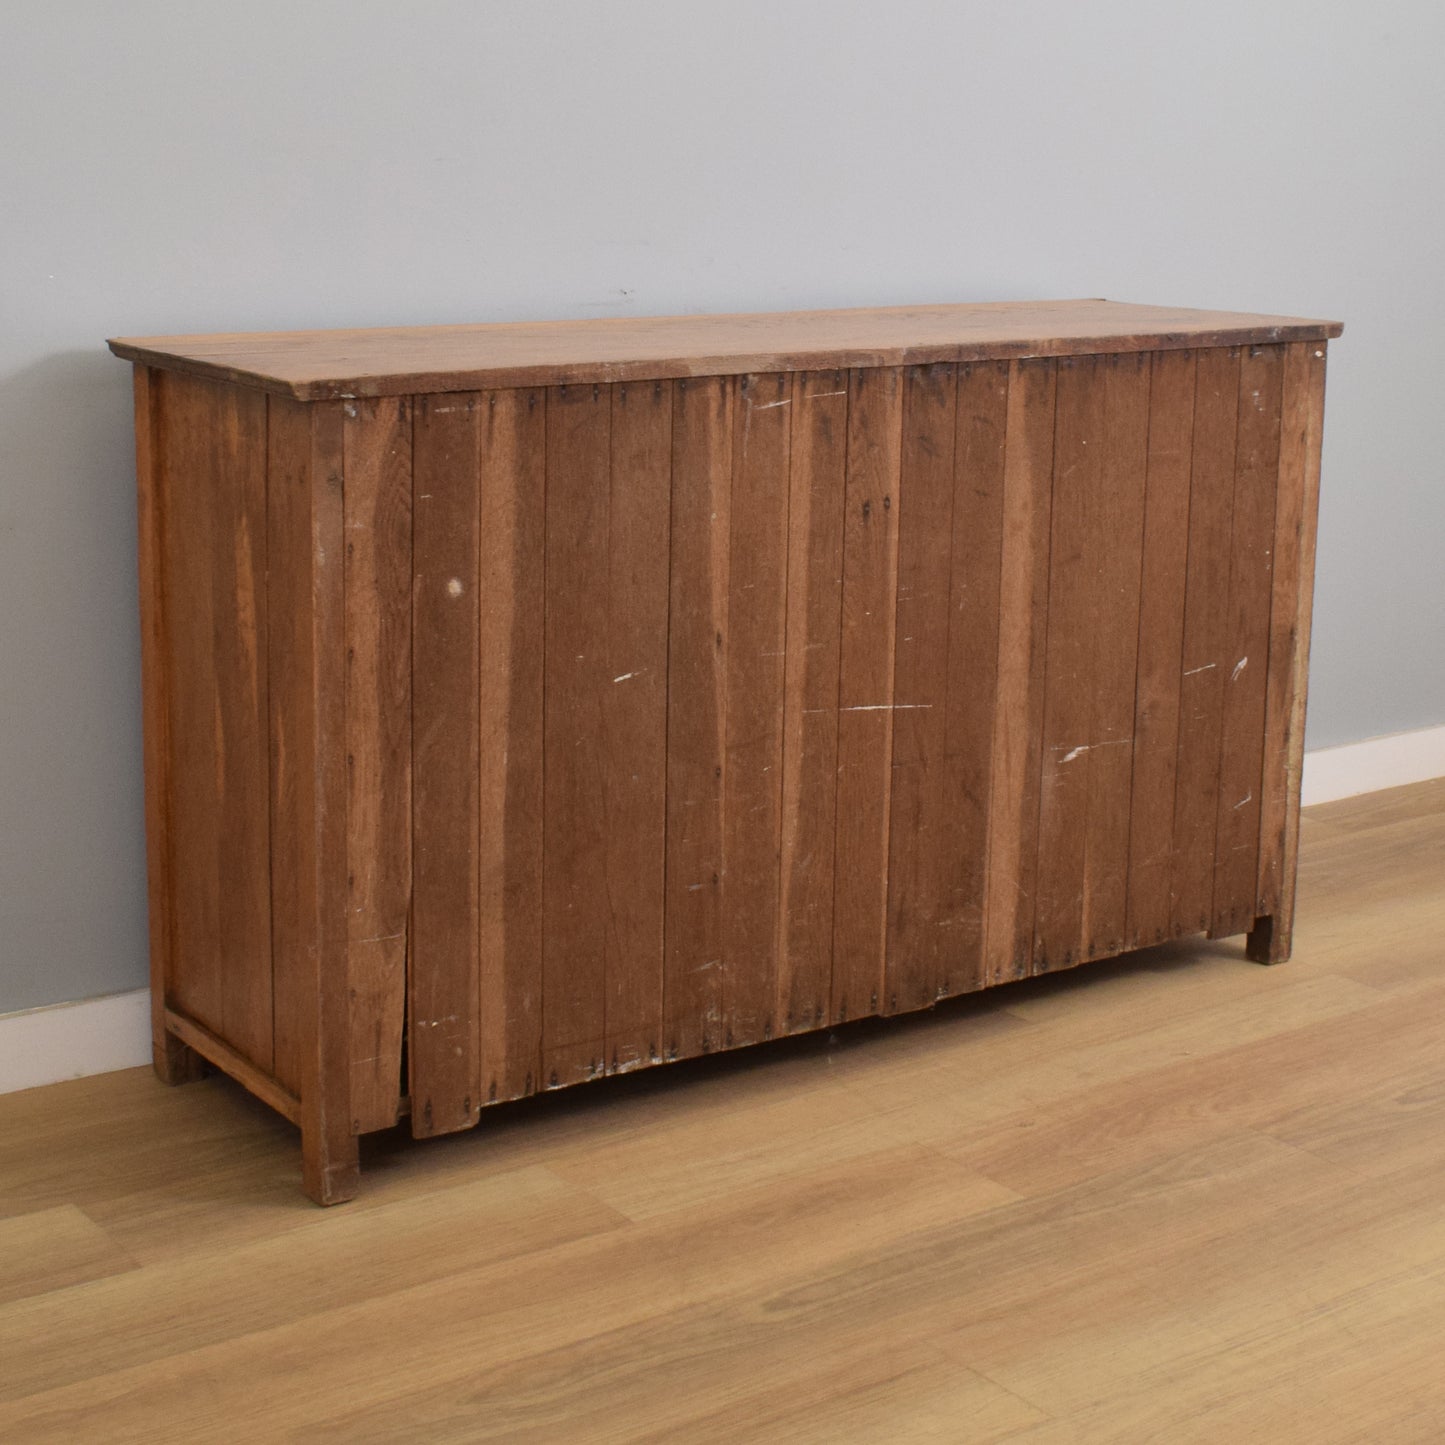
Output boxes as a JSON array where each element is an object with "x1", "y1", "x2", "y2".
[
  {"x1": 1302, "y1": 723, "x2": 1445, "y2": 806},
  {"x1": 0, "y1": 988, "x2": 152, "y2": 1095},
  {"x1": 2, "y1": 724, "x2": 1442, "y2": 1096}
]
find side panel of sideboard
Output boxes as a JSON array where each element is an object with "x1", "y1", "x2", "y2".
[{"x1": 137, "y1": 373, "x2": 410, "y2": 1199}]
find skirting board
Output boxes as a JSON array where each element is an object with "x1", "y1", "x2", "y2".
[
  {"x1": 0, "y1": 988, "x2": 151, "y2": 1096},
  {"x1": 2, "y1": 725, "x2": 1442, "y2": 1097},
  {"x1": 1301, "y1": 723, "x2": 1445, "y2": 807}
]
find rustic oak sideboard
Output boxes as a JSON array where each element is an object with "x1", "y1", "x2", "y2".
[{"x1": 109, "y1": 300, "x2": 1340, "y2": 1203}]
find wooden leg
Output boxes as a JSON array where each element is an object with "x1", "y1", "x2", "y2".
[
  {"x1": 1245, "y1": 913, "x2": 1291, "y2": 965},
  {"x1": 301, "y1": 1117, "x2": 360, "y2": 1206},
  {"x1": 153, "y1": 1028, "x2": 207, "y2": 1085}
]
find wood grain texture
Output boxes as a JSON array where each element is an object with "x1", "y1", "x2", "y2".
[
  {"x1": 476, "y1": 388, "x2": 546, "y2": 1102},
  {"x1": 833, "y1": 367, "x2": 903, "y2": 1021},
  {"x1": 982, "y1": 358, "x2": 1057, "y2": 984},
  {"x1": 341, "y1": 397, "x2": 412, "y2": 1133},
  {"x1": 109, "y1": 299, "x2": 1341, "y2": 400},
  {"x1": 1170, "y1": 347, "x2": 1243, "y2": 936},
  {"x1": 722, "y1": 373, "x2": 791, "y2": 1047},
  {"x1": 1033, "y1": 354, "x2": 1106, "y2": 972},
  {"x1": 0, "y1": 1207, "x2": 136, "y2": 1308},
  {"x1": 602, "y1": 381, "x2": 671, "y2": 1074},
  {"x1": 410, "y1": 393, "x2": 482, "y2": 1136},
  {"x1": 886, "y1": 363, "x2": 960, "y2": 1015},
  {"x1": 301, "y1": 401, "x2": 359, "y2": 1206},
  {"x1": 130, "y1": 366, "x2": 203, "y2": 1086},
  {"x1": 1211, "y1": 345, "x2": 1284, "y2": 940},
  {"x1": 1031, "y1": 352, "x2": 1151, "y2": 968},
  {"x1": 1251, "y1": 342, "x2": 1328, "y2": 962},
  {"x1": 158, "y1": 371, "x2": 272, "y2": 1067},
  {"x1": 1081, "y1": 351, "x2": 1150, "y2": 959},
  {"x1": 1125, "y1": 349, "x2": 1196, "y2": 948},
  {"x1": 940, "y1": 360, "x2": 1011, "y2": 991},
  {"x1": 123, "y1": 313, "x2": 1336, "y2": 1207},
  {"x1": 776, "y1": 371, "x2": 848, "y2": 1035},
  {"x1": 265, "y1": 395, "x2": 358, "y2": 1203},
  {"x1": 542, "y1": 383, "x2": 613, "y2": 1088},
  {"x1": 266, "y1": 396, "x2": 310, "y2": 1098},
  {"x1": 4, "y1": 776, "x2": 1435, "y2": 1444},
  {"x1": 162, "y1": 1007, "x2": 300, "y2": 1127},
  {"x1": 665, "y1": 375, "x2": 733, "y2": 1058}
]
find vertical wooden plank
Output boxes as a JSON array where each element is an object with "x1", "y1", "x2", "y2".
[
  {"x1": 721, "y1": 372, "x2": 791, "y2": 1048},
  {"x1": 664, "y1": 375, "x2": 733, "y2": 1059},
  {"x1": 1033, "y1": 355, "x2": 1106, "y2": 972},
  {"x1": 212, "y1": 380, "x2": 272, "y2": 1069},
  {"x1": 602, "y1": 380, "x2": 671, "y2": 1074},
  {"x1": 1211, "y1": 345, "x2": 1284, "y2": 939},
  {"x1": 885, "y1": 363, "x2": 958, "y2": 1015},
  {"x1": 937, "y1": 359, "x2": 1010, "y2": 995},
  {"x1": 158, "y1": 372, "x2": 272, "y2": 1066},
  {"x1": 1251, "y1": 341, "x2": 1328, "y2": 962},
  {"x1": 477, "y1": 387, "x2": 546, "y2": 1102},
  {"x1": 1080, "y1": 351, "x2": 1150, "y2": 960},
  {"x1": 1170, "y1": 346, "x2": 1242, "y2": 936},
  {"x1": 541, "y1": 383, "x2": 613, "y2": 1088},
  {"x1": 158, "y1": 371, "x2": 219, "y2": 1038},
  {"x1": 306, "y1": 401, "x2": 358, "y2": 1203},
  {"x1": 342, "y1": 396, "x2": 412, "y2": 1134},
  {"x1": 410, "y1": 393, "x2": 482, "y2": 1136},
  {"x1": 267, "y1": 395, "x2": 358, "y2": 1203},
  {"x1": 981, "y1": 359, "x2": 1056, "y2": 984},
  {"x1": 776, "y1": 370, "x2": 848, "y2": 1035},
  {"x1": 269, "y1": 399, "x2": 307, "y2": 1097},
  {"x1": 537, "y1": 379, "x2": 671, "y2": 1087},
  {"x1": 832, "y1": 366, "x2": 903, "y2": 1021},
  {"x1": 1125, "y1": 349, "x2": 1196, "y2": 948},
  {"x1": 132, "y1": 368, "x2": 204, "y2": 1084}
]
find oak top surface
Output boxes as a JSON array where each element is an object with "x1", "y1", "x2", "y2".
[{"x1": 109, "y1": 299, "x2": 1342, "y2": 400}]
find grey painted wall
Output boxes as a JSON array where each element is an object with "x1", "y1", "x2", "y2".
[{"x1": 2, "y1": 1, "x2": 1441, "y2": 1014}]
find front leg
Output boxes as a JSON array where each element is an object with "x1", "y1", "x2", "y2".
[{"x1": 1245, "y1": 913, "x2": 1290, "y2": 964}]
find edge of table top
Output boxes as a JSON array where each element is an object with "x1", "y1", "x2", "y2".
[{"x1": 109, "y1": 298, "x2": 1343, "y2": 400}]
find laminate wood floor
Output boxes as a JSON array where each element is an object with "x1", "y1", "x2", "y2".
[{"x1": 2, "y1": 780, "x2": 1443, "y2": 1442}]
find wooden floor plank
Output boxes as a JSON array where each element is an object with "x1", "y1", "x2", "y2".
[
  {"x1": 0, "y1": 1207, "x2": 137, "y2": 1307},
  {"x1": 2, "y1": 780, "x2": 1442, "y2": 1443}
]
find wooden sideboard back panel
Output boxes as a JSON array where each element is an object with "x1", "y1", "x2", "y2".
[{"x1": 135, "y1": 334, "x2": 1329, "y2": 1159}]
